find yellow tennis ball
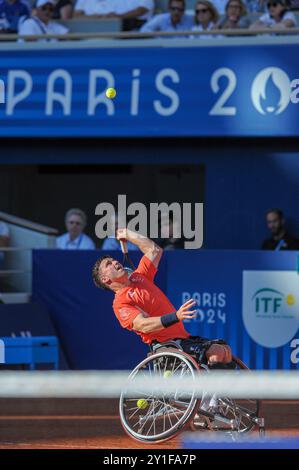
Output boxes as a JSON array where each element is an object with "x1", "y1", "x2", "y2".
[
  {"x1": 286, "y1": 294, "x2": 295, "y2": 306},
  {"x1": 106, "y1": 87, "x2": 116, "y2": 99},
  {"x1": 137, "y1": 399, "x2": 148, "y2": 410},
  {"x1": 163, "y1": 370, "x2": 172, "y2": 378}
]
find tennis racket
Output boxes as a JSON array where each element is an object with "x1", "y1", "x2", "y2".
[{"x1": 120, "y1": 239, "x2": 135, "y2": 273}]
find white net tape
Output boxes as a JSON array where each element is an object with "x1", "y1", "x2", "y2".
[{"x1": 0, "y1": 370, "x2": 298, "y2": 399}]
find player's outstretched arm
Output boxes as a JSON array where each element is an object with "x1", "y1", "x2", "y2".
[
  {"x1": 132, "y1": 300, "x2": 197, "y2": 334},
  {"x1": 116, "y1": 228, "x2": 163, "y2": 269}
]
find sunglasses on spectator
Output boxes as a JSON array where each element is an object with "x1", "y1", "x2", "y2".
[
  {"x1": 170, "y1": 6, "x2": 185, "y2": 12},
  {"x1": 196, "y1": 8, "x2": 209, "y2": 13},
  {"x1": 267, "y1": 2, "x2": 280, "y2": 7}
]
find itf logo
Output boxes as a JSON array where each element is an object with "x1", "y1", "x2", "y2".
[
  {"x1": 0, "y1": 79, "x2": 5, "y2": 104},
  {"x1": 253, "y1": 288, "x2": 296, "y2": 317},
  {"x1": 251, "y1": 67, "x2": 290, "y2": 115},
  {"x1": 243, "y1": 271, "x2": 299, "y2": 348}
]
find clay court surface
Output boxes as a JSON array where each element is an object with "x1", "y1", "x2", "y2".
[{"x1": 0, "y1": 399, "x2": 298, "y2": 449}]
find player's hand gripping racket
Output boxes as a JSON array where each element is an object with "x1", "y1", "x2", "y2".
[{"x1": 120, "y1": 238, "x2": 135, "y2": 274}]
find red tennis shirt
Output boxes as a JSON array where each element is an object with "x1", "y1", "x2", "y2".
[{"x1": 113, "y1": 255, "x2": 190, "y2": 345}]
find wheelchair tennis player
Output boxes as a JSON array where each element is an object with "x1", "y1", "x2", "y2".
[{"x1": 92, "y1": 228, "x2": 234, "y2": 370}]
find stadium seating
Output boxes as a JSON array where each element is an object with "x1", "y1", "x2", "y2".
[{"x1": 58, "y1": 18, "x2": 121, "y2": 34}]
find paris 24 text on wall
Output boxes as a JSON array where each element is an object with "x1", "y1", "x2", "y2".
[{"x1": 0, "y1": 43, "x2": 299, "y2": 137}]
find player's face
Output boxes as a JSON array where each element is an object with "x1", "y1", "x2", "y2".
[
  {"x1": 100, "y1": 257, "x2": 126, "y2": 285},
  {"x1": 266, "y1": 212, "x2": 283, "y2": 235}
]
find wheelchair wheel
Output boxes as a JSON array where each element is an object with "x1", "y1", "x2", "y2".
[{"x1": 119, "y1": 350, "x2": 200, "y2": 443}]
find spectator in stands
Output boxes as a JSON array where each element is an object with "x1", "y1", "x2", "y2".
[
  {"x1": 0, "y1": 221, "x2": 10, "y2": 266},
  {"x1": 261, "y1": 208, "x2": 299, "y2": 250},
  {"x1": 18, "y1": 0, "x2": 69, "y2": 39},
  {"x1": 217, "y1": 0, "x2": 250, "y2": 29},
  {"x1": 191, "y1": 0, "x2": 219, "y2": 38},
  {"x1": 140, "y1": 0, "x2": 194, "y2": 35},
  {"x1": 157, "y1": 213, "x2": 184, "y2": 250},
  {"x1": 57, "y1": 208, "x2": 95, "y2": 250},
  {"x1": 0, "y1": 0, "x2": 30, "y2": 33},
  {"x1": 250, "y1": 0, "x2": 297, "y2": 28},
  {"x1": 53, "y1": 0, "x2": 73, "y2": 20},
  {"x1": 74, "y1": 0, "x2": 153, "y2": 30},
  {"x1": 102, "y1": 213, "x2": 139, "y2": 251}
]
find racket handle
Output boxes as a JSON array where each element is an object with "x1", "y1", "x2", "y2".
[{"x1": 120, "y1": 239, "x2": 128, "y2": 254}]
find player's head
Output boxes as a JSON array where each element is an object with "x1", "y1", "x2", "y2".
[
  {"x1": 92, "y1": 255, "x2": 127, "y2": 291},
  {"x1": 266, "y1": 208, "x2": 285, "y2": 236}
]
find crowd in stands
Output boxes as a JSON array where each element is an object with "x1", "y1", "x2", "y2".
[
  {"x1": 55, "y1": 206, "x2": 299, "y2": 251},
  {"x1": 0, "y1": 0, "x2": 298, "y2": 39}
]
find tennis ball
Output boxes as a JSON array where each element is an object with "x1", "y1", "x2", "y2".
[
  {"x1": 163, "y1": 370, "x2": 172, "y2": 378},
  {"x1": 106, "y1": 87, "x2": 116, "y2": 99},
  {"x1": 137, "y1": 399, "x2": 149, "y2": 410}
]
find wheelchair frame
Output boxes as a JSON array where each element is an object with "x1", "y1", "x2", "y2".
[{"x1": 119, "y1": 344, "x2": 265, "y2": 444}]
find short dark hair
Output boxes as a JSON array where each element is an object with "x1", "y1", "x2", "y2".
[
  {"x1": 92, "y1": 255, "x2": 112, "y2": 290},
  {"x1": 169, "y1": 0, "x2": 185, "y2": 7},
  {"x1": 266, "y1": 208, "x2": 284, "y2": 219}
]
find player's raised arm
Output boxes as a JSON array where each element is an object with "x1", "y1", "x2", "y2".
[
  {"x1": 116, "y1": 228, "x2": 163, "y2": 269},
  {"x1": 132, "y1": 299, "x2": 197, "y2": 334}
]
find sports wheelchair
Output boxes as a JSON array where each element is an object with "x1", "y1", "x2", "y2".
[{"x1": 119, "y1": 339, "x2": 265, "y2": 444}]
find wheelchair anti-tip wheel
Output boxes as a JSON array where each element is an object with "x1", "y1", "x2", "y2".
[{"x1": 119, "y1": 350, "x2": 201, "y2": 443}]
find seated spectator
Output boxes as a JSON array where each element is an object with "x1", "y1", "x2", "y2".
[
  {"x1": 0, "y1": 0, "x2": 30, "y2": 33},
  {"x1": 57, "y1": 208, "x2": 95, "y2": 250},
  {"x1": 102, "y1": 213, "x2": 139, "y2": 251},
  {"x1": 53, "y1": 0, "x2": 73, "y2": 20},
  {"x1": 114, "y1": 0, "x2": 154, "y2": 31},
  {"x1": 217, "y1": 0, "x2": 251, "y2": 29},
  {"x1": 140, "y1": 0, "x2": 194, "y2": 35},
  {"x1": 157, "y1": 213, "x2": 184, "y2": 250},
  {"x1": 74, "y1": 0, "x2": 153, "y2": 29},
  {"x1": 250, "y1": 0, "x2": 297, "y2": 29},
  {"x1": 0, "y1": 220, "x2": 10, "y2": 266},
  {"x1": 261, "y1": 208, "x2": 299, "y2": 250},
  {"x1": 18, "y1": 0, "x2": 69, "y2": 39},
  {"x1": 191, "y1": 0, "x2": 219, "y2": 38}
]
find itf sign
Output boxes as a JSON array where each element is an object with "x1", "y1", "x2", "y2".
[
  {"x1": 243, "y1": 271, "x2": 299, "y2": 348},
  {"x1": 0, "y1": 43, "x2": 299, "y2": 137}
]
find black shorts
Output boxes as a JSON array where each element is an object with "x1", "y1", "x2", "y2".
[{"x1": 152, "y1": 336, "x2": 228, "y2": 365}]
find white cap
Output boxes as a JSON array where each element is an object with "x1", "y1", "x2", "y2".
[{"x1": 36, "y1": 0, "x2": 55, "y2": 8}]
